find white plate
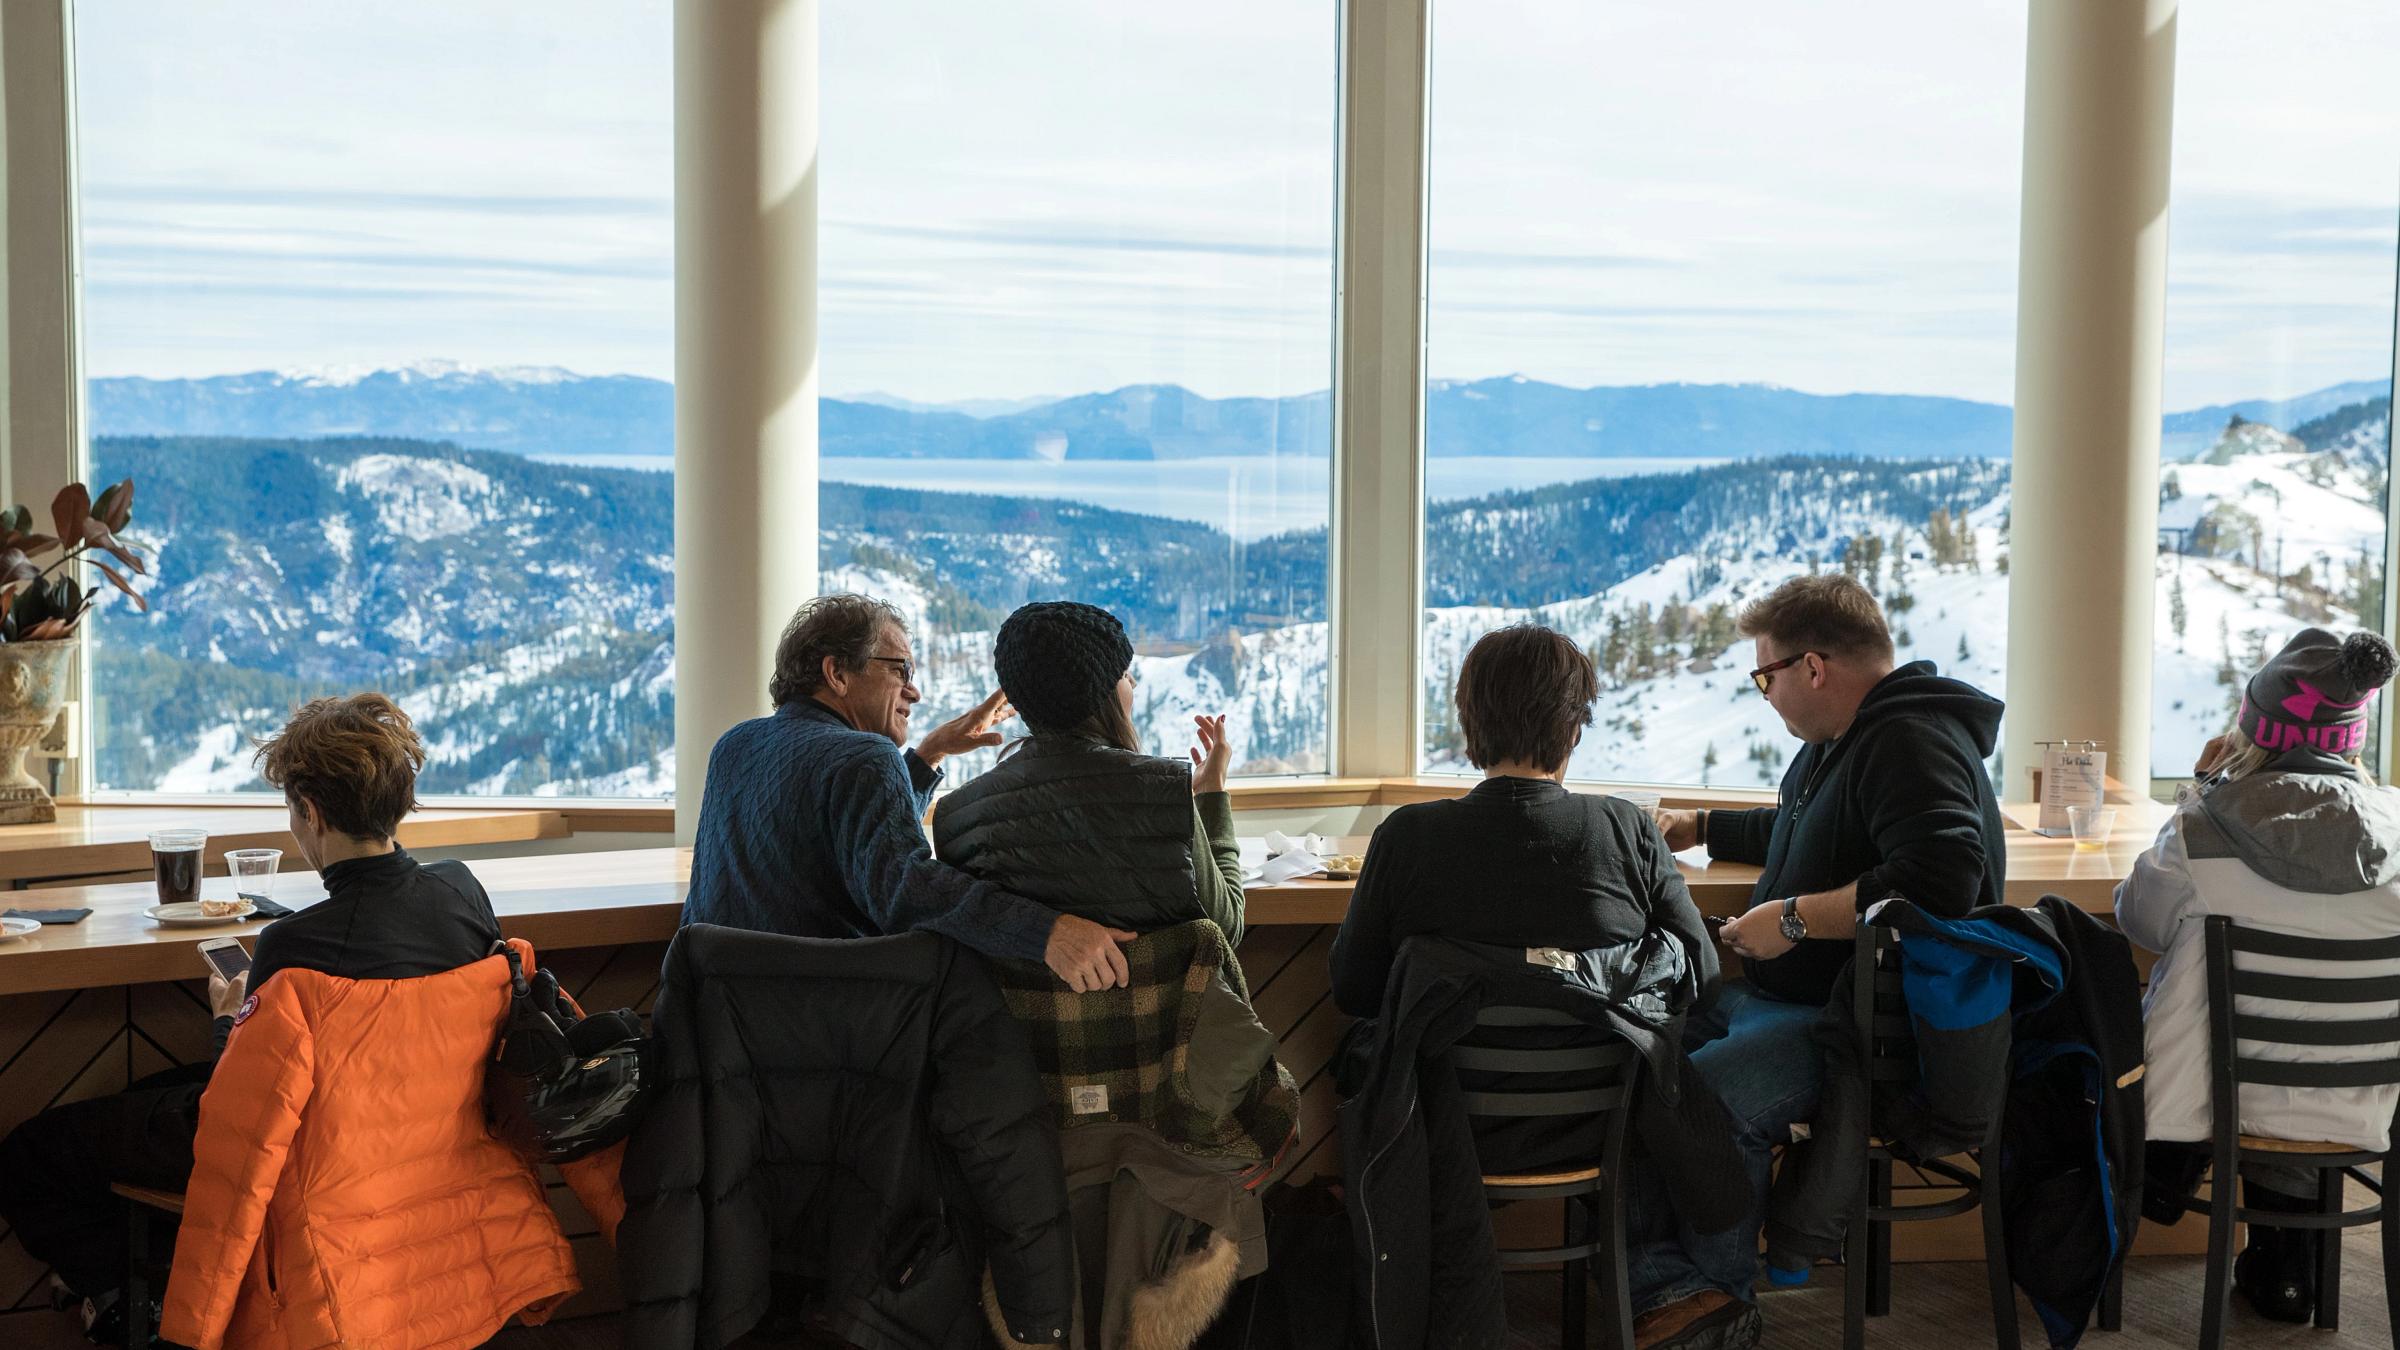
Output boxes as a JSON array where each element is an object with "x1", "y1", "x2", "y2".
[
  {"x1": 0, "y1": 915, "x2": 39, "y2": 942},
  {"x1": 146, "y1": 901, "x2": 255, "y2": 927}
]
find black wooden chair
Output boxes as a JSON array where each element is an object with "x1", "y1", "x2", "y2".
[
  {"x1": 1457, "y1": 1006, "x2": 1643, "y2": 1350},
  {"x1": 110, "y1": 1181, "x2": 184, "y2": 1350},
  {"x1": 1841, "y1": 923, "x2": 2019, "y2": 1350},
  {"x1": 2169, "y1": 915, "x2": 2400, "y2": 1350}
]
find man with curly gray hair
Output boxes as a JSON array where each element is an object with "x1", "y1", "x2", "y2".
[{"x1": 684, "y1": 593, "x2": 1137, "y2": 992}]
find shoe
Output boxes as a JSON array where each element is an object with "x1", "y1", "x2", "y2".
[
  {"x1": 1633, "y1": 1289, "x2": 1763, "y2": 1350},
  {"x1": 2233, "y1": 1227, "x2": 2315, "y2": 1324},
  {"x1": 79, "y1": 1289, "x2": 123, "y2": 1345},
  {"x1": 73, "y1": 1286, "x2": 161, "y2": 1348}
]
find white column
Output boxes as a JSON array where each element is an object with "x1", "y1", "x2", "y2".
[
  {"x1": 3, "y1": 2, "x2": 90, "y2": 800},
  {"x1": 1, "y1": 2, "x2": 81, "y2": 513},
  {"x1": 673, "y1": 0, "x2": 819, "y2": 841},
  {"x1": 1331, "y1": 0, "x2": 1430, "y2": 779},
  {"x1": 2002, "y1": 0, "x2": 2177, "y2": 799}
]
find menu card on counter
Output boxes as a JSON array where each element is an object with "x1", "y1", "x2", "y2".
[{"x1": 2038, "y1": 740, "x2": 2106, "y2": 836}]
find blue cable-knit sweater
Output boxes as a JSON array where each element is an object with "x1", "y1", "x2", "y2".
[{"x1": 682, "y1": 699, "x2": 1057, "y2": 961}]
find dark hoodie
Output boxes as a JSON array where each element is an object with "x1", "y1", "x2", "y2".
[{"x1": 1704, "y1": 660, "x2": 2007, "y2": 1005}]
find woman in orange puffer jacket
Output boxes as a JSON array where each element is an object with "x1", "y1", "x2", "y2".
[
  {"x1": 0, "y1": 691, "x2": 611, "y2": 1348},
  {"x1": 161, "y1": 936, "x2": 582, "y2": 1350}
]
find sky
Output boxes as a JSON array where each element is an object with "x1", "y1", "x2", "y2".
[{"x1": 69, "y1": 0, "x2": 2400, "y2": 411}]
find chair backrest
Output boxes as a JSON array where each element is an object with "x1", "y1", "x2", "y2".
[
  {"x1": 2200, "y1": 914, "x2": 2400, "y2": 1144},
  {"x1": 1850, "y1": 924, "x2": 1917, "y2": 1085},
  {"x1": 1452, "y1": 1006, "x2": 1642, "y2": 1163}
]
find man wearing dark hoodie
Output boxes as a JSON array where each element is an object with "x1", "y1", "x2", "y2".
[{"x1": 1637, "y1": 573, "x2": 2006, "y2": 1350}]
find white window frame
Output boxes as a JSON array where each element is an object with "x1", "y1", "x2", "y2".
[{"x1": 20, "y1": 0, "x2": 2387, "y2": 809}]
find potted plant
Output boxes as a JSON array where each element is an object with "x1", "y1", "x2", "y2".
[{"x1": 0, "y1": 480, "x2": 147, "y2": 823}]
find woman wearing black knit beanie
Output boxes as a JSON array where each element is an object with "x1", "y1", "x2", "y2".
[
  {"x1": 932, "y1": 604, "x2": 1296, "y2": 1349},
  {"x1": 932, "y1": 600, "x2": 1247, "y2": 944},
  {"x1": 2118, "y1": 626, "x2": 2400, "y2": 1325}
]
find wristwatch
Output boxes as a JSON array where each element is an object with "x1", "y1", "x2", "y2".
[{"x1": 1779, "y1": 896, "x2": 1808, "y2": 943}]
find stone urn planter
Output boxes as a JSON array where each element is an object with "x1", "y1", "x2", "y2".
[
  {"x1": 0, "y1": 637, "x2": 74, "y2": 823},
  {"x1": 0, "y1": 478, "x2": 151, "y2": 824}
]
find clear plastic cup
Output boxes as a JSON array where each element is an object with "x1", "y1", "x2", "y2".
[
  {"x1": 227, "y1": 848, "x2": 283, "y2": 907},
  {"x1": 1615, "y1": 790, "x2": 1666, "y2": 837},
  {"x1": 2067, "y1": 805, "x2": 2118, "y2": 850}
]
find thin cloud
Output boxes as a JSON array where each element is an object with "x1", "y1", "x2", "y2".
[
  {"x1": 82, "y1": 239, "x2": 671, "y2": 281},
  {"x1": 81, "y1": 183, "x2": 666, "y2": 219}
]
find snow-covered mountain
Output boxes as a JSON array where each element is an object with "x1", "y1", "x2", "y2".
[{"x1": 84, "y1": 378, "x2": 2389, "y2": 796}]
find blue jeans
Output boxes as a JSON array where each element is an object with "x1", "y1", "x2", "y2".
[{"x1": 1626, "y1": 980, "x2": 1825, "y2": 1312}]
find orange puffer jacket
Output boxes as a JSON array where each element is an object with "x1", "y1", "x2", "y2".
[{"x1": 161, "y1": 939, "x2": 581, "y2": 1350}]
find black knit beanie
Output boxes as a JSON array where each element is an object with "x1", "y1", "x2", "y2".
[
  {"x1": 993, "y1": 601, "x2": 1134, "y2": 732},
  {"x1": 2239, "y1": 626, "x2": 2398, "y2": 758}
]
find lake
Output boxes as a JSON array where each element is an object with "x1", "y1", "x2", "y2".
[{"x1": 530, "y1": 453, "x2": 1730, "y2": 538}]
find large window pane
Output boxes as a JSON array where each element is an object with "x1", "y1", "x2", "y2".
[
  {"x1": 2153, "y1": 2, "x2": 2398, "y2": 779},
  {"x1": 1421, "y1": 1, "x2": 2025, "y2": 786},
  {"x1": 820, "y1": 4, "x2": 1335, "y2": 778},
  {"x1": 74, "y1": 1, "x2": 674, "y2": 795}
]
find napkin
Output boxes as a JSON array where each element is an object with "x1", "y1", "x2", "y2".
[
  {"x1": 4, "y1": 906, "x2": 89, "y2": 924},
  {"x1": 247, "y1": 898, "x2": 296, "y2": 920},
  {"x1": 1260, "y1": 830, "x2": 1334, "y2": 885}
]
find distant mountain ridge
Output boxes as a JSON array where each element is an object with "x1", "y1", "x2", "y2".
[
  {"x1": 2160, "y1": 379, "x2": 2391, "y2": 461},
  {"x1": 92, "y1": 365, "x2": 673, "y2": 460},
  {"x1": 87, "y1": 363, "x2": 2388, "y2": 465}
]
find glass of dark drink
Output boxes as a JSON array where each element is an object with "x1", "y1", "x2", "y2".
[{"x1": 149, "y1": 828, "x2": 207, "y2": 907}]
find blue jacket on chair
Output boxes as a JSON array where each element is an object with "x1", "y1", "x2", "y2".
[{"x1": 1766, "y1": 896, "x2": 2143, "y2": 1350}]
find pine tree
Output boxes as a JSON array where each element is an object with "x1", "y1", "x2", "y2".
[
  {"x1": 2169, "y1": 572, "x2": 2188, "y2": 651},
  {"x1": 1601, "y1": 613, "x2": 1629, "y2": 683},
  {"x1": 1702, "y1": 741, "x2": 1719, "y2": 786},
  {"x1": 1957, "y1": 632, "x2": 1972, "y2": 665}
]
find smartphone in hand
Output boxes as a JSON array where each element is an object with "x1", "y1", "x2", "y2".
[{"x1": 197, "y1": 935, "x2": 252, "y2": 982}]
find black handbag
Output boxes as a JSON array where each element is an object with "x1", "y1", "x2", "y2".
[
  {"x1": 483, "y1": 941, "x2": 649, "y2": 1163},
  {"x1": 1198, "y1": 1179, "x2": 1354, "y2": 1350}
]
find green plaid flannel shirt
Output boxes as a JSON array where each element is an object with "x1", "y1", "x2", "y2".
[{"x1": 988, "y1": 918, "x2": 1299, "y2": 1164}]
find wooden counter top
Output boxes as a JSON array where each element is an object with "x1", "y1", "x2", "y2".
[
  {"x1": 0, "y1": 803, "x2": 571, "y2": 886},
  {"x1": 0, "y1": 795, "x2": 2170, "y2": 996},
  {"x1": 1241, "y1": 796, "x2": 2171, "y2": 926},
  {"x1": 0, "y1": 847, "x2": 682, "y2": 995}
]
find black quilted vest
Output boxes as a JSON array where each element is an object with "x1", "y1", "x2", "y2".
[{"x1": 933, "y1": 733, "x2": 1200, "y2": 934}]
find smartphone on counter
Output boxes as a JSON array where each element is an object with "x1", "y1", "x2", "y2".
[{"x1": 197, "y1": 935, "x2": 252, "y2": 983}]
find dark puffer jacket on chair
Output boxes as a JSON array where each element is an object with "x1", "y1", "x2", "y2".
[{"x1": 616, "y1": 924, "x2": 1075, "y2": 1350}]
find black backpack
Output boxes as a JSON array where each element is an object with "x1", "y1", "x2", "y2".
[{"x1": 483, "y1": 941, "x2": 649, "y2": 1164}]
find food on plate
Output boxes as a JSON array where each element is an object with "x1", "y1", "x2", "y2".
[{"x1": 198, "y1": 898, "x2": 246, "y2": 918}]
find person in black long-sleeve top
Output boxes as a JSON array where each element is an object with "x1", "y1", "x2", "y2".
[
  {"x1": 0, "y1": 694, "x2": 507, "y2": 1342},
  {"x1": 1631, "y1": 573, "x2": 2005, "y2": 1350},
  {"x1": 1331, "y1": 623, "x2": 1719, "y2": 1173}
]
